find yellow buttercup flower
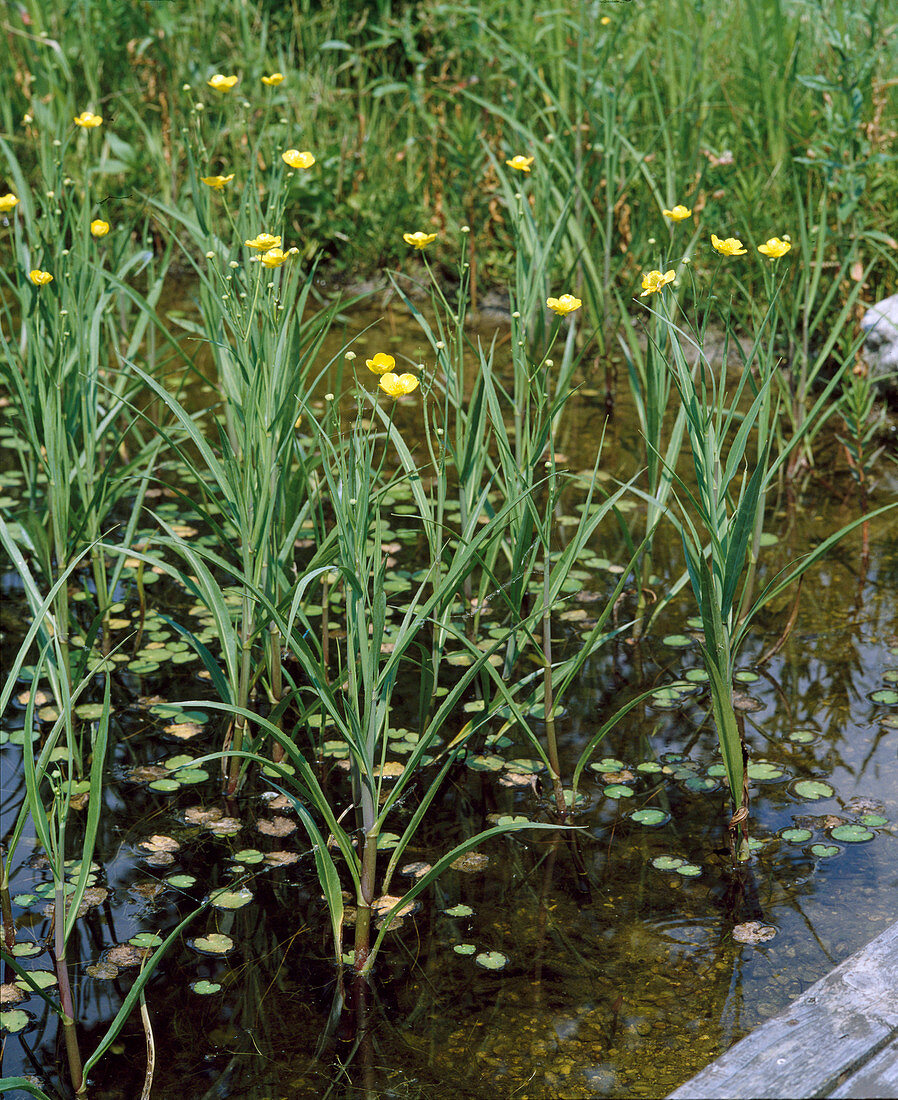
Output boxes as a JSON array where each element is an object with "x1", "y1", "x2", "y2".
[
  {"x1": 379, "y1": 372, "x2": 419, "y2": 397},
  {"x1": 201, "y1": 174, "x2": 235, "y2": 190},
  {"x1": 282, "y1": 149, "x2": 315, "y2": 169},
  {"x1": 366, "y1": 352, "x2": 396, "y2": 375},
  {"x1": 640, "y1": 269, "x2": 676, "y2": 296},
  {"x1": 600, "y1": 15, "x2": 611, "y2": 24},
  {"x1": 506, "y1": 155, "x2": 535, "y2": 172},
  {"x1": 546, "y1": 294, "x2": 582, "y2": 316},
  {"x1": 758, "y1": 236, "x2": 792, "y2": 259},
  {"x1": 207, "y1": 74, "x2": 238, "y2": 92},
  {"x1": 74, "y1": 111, "x2": 102, "y2": 128},
  {"x1": 0, "y1": 193, "x2": 19, "y2": 213},
  {"x1": 262, "y1": 73, "x2": 284, "y2": 86},
  {"x1": 662, "y1": 204, "x2": 692, "y2": 222},
  {"x1": 90, "y1": 219, "x2": 110, "y2": 238},
  {"x1": 245, "y1": 233, "x2": 281, "y2": 251},
  {"x1": 711, "y1": 234, "x2": 747, "y2": 256},
  {"x1": 260, "y1": 247, "x2": 288, "y2": 268},
  {"x1": 30, "y1": 270, "x2": 53, "y2": 286},
  {"x1": 403, "y1": 231, "x2": 437, "y2": 250}
]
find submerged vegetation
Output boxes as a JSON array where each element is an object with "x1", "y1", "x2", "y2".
[{"x1": 1, "y1": 0, "x2": 897, "y2": 1096}]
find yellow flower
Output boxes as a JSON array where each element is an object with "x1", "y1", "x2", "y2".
[
  {"x1": 366, "y1": 353, "x2": 396, "y2": 374},
  {"x1": 505, "y1": 155, "x2": 535, "y2": 172},
  {"x1": 640, "y1": 269, "x2": 676, "y2": 296},
  {"x1": 245, "y1": 233, "x2": 282, "y2": 251},
  {"x1": 201, "y1": 174, "x2": 235, "y2": 190},
  {"x1": 546, "y1": 294, "x2": 582, "y2": 316},
  {"x1": 403, "y1": 231, "x2": 437, "y2": 250},
  {"x1": 262, "y1": 73, "x2": 284, "y2": 86},
  {"x1": 662, "y1": 204, "x2": 692, "y2": 222},
  {"x1": 260, "y1": 247, "x2": 288, "y2": 268},
  {"x1": 74, "y1": 111, "x2": 102, "y2": 128},
  {"x1": 90, "y1": 219, "x2": 110, "y2": 238},
  {"x1": 600, "y1": 15, "x2": 611, "y2": 24},
  {"x1": 0, "y1": 193, "x2": 19, "y2": 213},
  {"x1": 30, "y1": 270, "x2": 53, "y2": 286},
  {"x1": 282, "y1": 149, "x2": 315, "y2": 169},
  {"x1": 758, "y1": 236, "x2": 792, "y2": 259},
  {"x1": 711, "y1": 233, "x2": 747, "y2": 256},
  {"x1": 379, "y1": 372, "x2": 419, "y2": 397},
  {"x1": 207, "y1": 74, "x2": 238, "y2": 92}
]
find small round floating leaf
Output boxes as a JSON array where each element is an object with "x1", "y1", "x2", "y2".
[
  {"x1": 780, "y1": 828, "x2": 813, "y2": 844},
  {"x1": 444, "y1": 904, "x2": 474, "y2": 917},
  {"x1": 13, "y1": 894, "x2": 38, "y2": 908},
  {"x1": 684, "y1": 776, "x2": 718, "y2": 792},
  {"x1": 129, "y1": 932, "x2": 163, "y2": 948},
  {"x1": 0, "y1": 1009, "x2": 29, "y2": 1032},
  {"x1": 466, "y1": 754, "x2": 505, "y2": 772},
  {"x1": 869, "y1": 689, "x2": 898, "y2": 705},
  {"x1": 11, "y1": 943, "x2": 41, "y2": 957},
  {"x1": 830, "y1": 825, "x2": 874, "y2": 843},
  {"x1": 630, "y1": 808, "x2": 670, "y2": 827},
  {"x1": 676, "y1": 863, "x2": 702, "y2": 877},
  {"x1": 684, "y1": 668, "x2": 710, "y2": 683},
  {"x1": 148, "y1": 778, "x2": 181, "y2": 792},
  {"x1": 175, "y1": 768, "x2": 209, "y2": 785},
  {"x1": 597, "y1": 757, "x2": 627, "y2": 772},
  {"x1": 209, "y1": 887, "x2": 254, "y2": 910},
  {"x1": 191, "y1": 980, "x2": 222, "y2": 995},
  {"x1": 860, "y1": 814, "x2": 888, "y2": 827},
  {"x1": 811, "y1": 844, "x2": 841, "y2": 858},
  {"x1": 882, "y1": 669, "x2": 898, "y2": 684},
  {"x1": 637, "y1": 761, "x2": 662, "y2": 774},
  {"x1": 505, "y1": 758, "x2": 543, "y2": 774},
  {"x1": 793, "y1": 779, "x2": 835, "y2": 801},
  {"x1": 192, "y1": 933, "x2": 234, "y2": 955},
  {"x1": 74, "y1": 703, "x2": 108, "y2": 720},
  {"x1": 165, "y1": 874, "x2": 196, "y2": 889},
  {"x1": 652, "y1": 855, "x2": 685, "y2": 871},
  {"x1": 603, "y1": 784, "x2": 634, "y2": 799},
  {"x1": 662, "y1": 634, "x2": 692, "y2": 648},
  {"x1": 748, "y1": 762, "x2": 785, "y2": 782},
  {"x1": 734, "y1": 670, "x2": 759, "y2": 684},
  {"x1": 233, "y1": 849, "x2": 265, "y2": 864},
  {"x1": 453, "y1": 943, "x2": 476, "y2": 955},
  {"x1": 475, "y1": 951, "x2": 508, "y2": 970},
  {"x1": 789, "y1": 730, "x2": 817, "y2": 744},
  {"x1": 15, "y1": 969, "x2": 56, "y2": 991},
  {"x1": 707, "y1": 764, "x2": 728, "y2": 778}
]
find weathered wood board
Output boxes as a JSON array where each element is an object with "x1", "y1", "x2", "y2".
[{"x1": 667, "y1": 921, "x2": 898, "y2": 1099}]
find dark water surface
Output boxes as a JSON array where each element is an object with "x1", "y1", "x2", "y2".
[{"x1": 2, "y1": 302, "x2": 898, "y2": 1099}]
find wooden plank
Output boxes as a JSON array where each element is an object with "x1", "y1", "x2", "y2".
[
  {"x1": 828, "y1": 1033, "x2": 898, "y2": 1098},
  {"x1": 667, "y1": 921, "x2": 898, "y2": 1100}
]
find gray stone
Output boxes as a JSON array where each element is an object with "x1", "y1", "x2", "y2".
[{"x1": 861, "y1": 295, "x2": 898, "y2": 386}]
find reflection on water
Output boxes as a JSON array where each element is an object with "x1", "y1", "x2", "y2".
[{"x1": 2, "y1": 304, "x2": 898, "y2": 1099}]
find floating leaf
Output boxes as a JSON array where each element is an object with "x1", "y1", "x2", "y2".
[
  {"x1": 860, "y1": 814, "x2": 888, "y2": 827},
  {"x1": 662, "y1": 634, "x2": 692, "y2": 648},
  {"x1": 444, "y1": 904, "x2": 474, "y2": 917},
  {"x1": 233, "y1": 849, "x2": 265, "y2": 864},
  {"x1": 209, "y1": 887, "x2": 254, "y2": 910},
  {"x1": 129, "y1": 932, "x2": 163, "y2": 948},
  {"x1": 676, "y1": 863, "x2": 701, "y2": 877},
  {"x1": 748, "y1": 762, "x2": 785, "y2": 782},
  {"x1": 788, "y1": 730, "x2": 817, "y2": 744},
  {"x1": 453, "y1": 943, "x2": 477, "y2": 955},
  {"x1": 190, "y1": 980, "x2": 222, "y2": 995},
  {"x1": 793, "y1": 779, "x2": 835, "y2": 801},
  {"x1": 684, "y1": 776, "x2": 717, "y2": 792},
  {"x1": 651, "y1": 855, "x2": 685, "y2": 871},
  {"x1": 11, "y1": 943, "x2": 41, "y2": 958},
  {"x1": 192, "y1": 933, "x2": 234, "y2": 955},
  {"x1": 603, "y1": 784, "x2": 634, "y2": 799},
  {"x1": 0, "y1": 1009, "x2": 29, "y2": 1032},
  {"x1": 810, "y1": 844, "x2": 840, "y2": 858},
  {"x1": 684, "y1": 668, "x2": 710, "y2": 683},
  {"x1": 829, "y1": 825, "x2": 874, "y2": 843},
  {"x1": 637, "y1": 761, "x2": 662, "y2": 774},
  {"x1": 148, "y1": 778, "x2": 181, "y2": 792},
  {"x1": 869, "y1": 689, "x2": 898, "y2": 705},
  {"x1": 630, "y1": 808, "x2": 670, "y2": 827},
  {"x1": 475, "y1": 951, "x2": 508, "y2": 970},
  {"x1": 165, "y1": 874, "x2": 197, "y2": 889},
  {"x1": 15, "y1": 969, "x2": 57, "y2": 991},
  {"x1": 591, "y1": 757, "x2": 626, "y2": 772},
  {"x1": 780, "y1": 828, "x2": 812, "y2": 844}
]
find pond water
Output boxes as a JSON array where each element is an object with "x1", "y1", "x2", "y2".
[{"x1": 2, "y1": 301, "x2": 898, "y2": 1099}]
